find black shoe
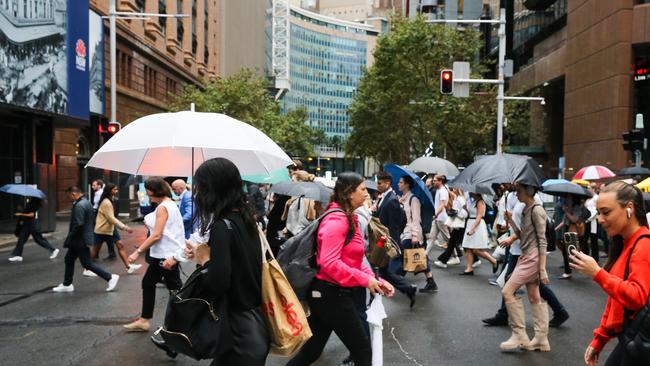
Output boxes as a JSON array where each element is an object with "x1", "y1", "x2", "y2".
[
  {"x1": 459, "y1": 270, "x2": 474, "y2": 276},
  {"x1": 150, "y1": 335, "x2": 178, "y2": 359},
  {"x1": 420, "y1": 279, "x2": 438, "y2": 293},
  {"x1": 549, "y1": 309, "x2": 570, "y2": 328},
  {"x1": 407, "y1": 285, "x2": 417, "y2": 308},
  {"x1": 482, "y1": 313, "x2": 508, "y2": 327},
  {"x1": 338, "y1": 354, "x2": 354, "y2": 366}
]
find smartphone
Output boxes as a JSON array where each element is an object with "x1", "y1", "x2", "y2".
[{"x1": 564, "y1": 231, "x2": 579, "y2": 255}]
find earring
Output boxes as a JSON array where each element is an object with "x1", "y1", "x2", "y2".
[{"x1": 627, "y1": 208, "x2": 632, "y2": 219}]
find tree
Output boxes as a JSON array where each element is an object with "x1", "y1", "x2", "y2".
[
  {"x1": 346, "y1": 16, "x2": 530, "y2": 166},
  {"x1": 168, "y1": 69, "x2": 324, "y2": 157}
]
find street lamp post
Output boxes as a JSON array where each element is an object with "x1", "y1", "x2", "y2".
[{"x1": 106, "y1": 0, "x2": 188, "y2": 126}]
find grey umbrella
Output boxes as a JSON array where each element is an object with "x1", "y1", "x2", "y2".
[
  {"x1": 618, "y1": 167, "x2": 650, "y2": 176},
  {"x1": 542, "y1": 182, "x2": 592, "y2": 199},
  {"x1": 269, "y1": 181, "x2": 332, "y2": 203},
  {"x1": 407, "y1": 156, "x2": 460, "y2": 176},
  {"x1": 449, "y1": 154, "x2": 545, "y2": 194},
  {"x1": 364, "y1": 179, "x2": 378, "y2": 192}
]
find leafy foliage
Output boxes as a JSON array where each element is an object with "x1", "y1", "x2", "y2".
[
  {"x1": 169, "y1": 69, "x2": 325, "y2": 157},
  {"x1": 346, "y1": 15, "x2": 530, "y2": 166}
]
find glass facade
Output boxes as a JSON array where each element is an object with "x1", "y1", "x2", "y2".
[{"x1": 280, "y1": 12, "x2": 373, "y2": 154}]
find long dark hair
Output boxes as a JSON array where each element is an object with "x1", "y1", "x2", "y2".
[
  {"x1": 331, "y1": 172, "x2": 364, "y2": 239},
  {"x1": 193, "y1": 158, "x2": 257, "y2": 236},
  {"x1": 99, "y1": 183, "x2": 116, "y2": 206},
  {"x1": 601, "y1": 181, "x2": 648, "y2": 271}
]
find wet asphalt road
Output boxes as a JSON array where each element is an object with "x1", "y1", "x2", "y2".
[{"x1": 0, "y1": 224, "x2": 613, "y2": 366}]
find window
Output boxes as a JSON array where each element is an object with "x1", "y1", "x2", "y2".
[
  {"x1": 144, "y1": 65, "x2": 158, "y2": 98},
  {"x1": 166, "y1": 77, "x2": 178, "y2": 99},
  {"x1": 177, "y1": 0, "x2": 184, "y2": 48},
  {"x1": 117, "y1": 50, "x2": 132, "y2": 88},
  {"x1": 191, "y1": 0, "x2": 197, "y2": 54},
  {"x1": 159, "y1": 0, "x2": 167, "y2": 35},
  {"x1": 203, "y1": 0, "x2": 208, "y2": 64},
  {"x1": 135, "y1": 0, "x2": 145, "y2": 13}
]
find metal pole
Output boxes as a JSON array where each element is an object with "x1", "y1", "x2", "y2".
[
  {"x1": 496, "y1": 8, "x2": 506, "y2": 154},
  {"x1": 109, "y1": 0, "x2": 117, "y2": 124}
]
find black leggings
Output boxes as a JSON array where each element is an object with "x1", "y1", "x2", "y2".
[
  {"x1": 286, "y1": 280, "x2": 371, "y2": 366},
  {"x1": 141, "y1": 261, "x2": 182, "y2": 319},
  {"x1": 438, "y1": 228, "x2": 464, "y2": 263}
]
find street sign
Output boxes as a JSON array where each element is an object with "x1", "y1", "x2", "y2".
[{"x1": 452, "y1": 61, "x2": 470, "y2": 97}]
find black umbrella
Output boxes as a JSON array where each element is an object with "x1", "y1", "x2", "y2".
[
  {"x1": 449, "y1": 154, "x2": 545, "y2": 194},
  {"x1": 618, "y1": 167, "x2": 650, "y2": 176},
  {"x1": 269, "y1": 181, "x2": 332, "y2": 203},
  {"x1": 542, "y1": 182, "x2": 592, "y2": 198}
]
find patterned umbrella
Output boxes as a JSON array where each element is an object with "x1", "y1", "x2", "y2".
[{"x1": 572, "y1": 165, "x2": 615, "y2": 180}]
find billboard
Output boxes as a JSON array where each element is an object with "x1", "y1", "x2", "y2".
[
  {"x1": 88, "y1": 9, "x2": 104, "y2": 115},
  {"x1": 0, "y1": 0, "x2": 90, "y2": 120}
]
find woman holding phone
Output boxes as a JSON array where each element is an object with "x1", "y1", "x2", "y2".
[{"x1": 570, "y1": 181, "x2": 650, "y2": 365}]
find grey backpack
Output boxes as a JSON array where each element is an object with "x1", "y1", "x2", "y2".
[{"x1": 277, "y1": 208, "x2": 352, "y2": 300}]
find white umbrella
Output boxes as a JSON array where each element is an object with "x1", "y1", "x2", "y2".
[
  {"x1": 366, "y1": 294, "x2": 387, "y2": 366},
  {"x1": 86, "y1": 111, "x2": 293, "y2": 176},
  {"x1": 407, "y1": 156, "x2": 460, "y2": 176}
]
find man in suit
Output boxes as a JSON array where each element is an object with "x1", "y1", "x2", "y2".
[
  {"x1": 374, "y1": 171, "x2": 417, "y2": 307},
  {"x1": 53, "y1": 186, "x2": 119, "y2": 293},
  {"x1": 172, "y1": 179, "x2": 193, "y2": 239}
]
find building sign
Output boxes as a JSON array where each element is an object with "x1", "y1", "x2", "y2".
[
  {"x1": 88, "y1": 9, "x2": 104, "y2": 115},
  {"x1": 66, "y1": 0, "x2": 89, "y2": 120},
  {"x1": 635, "y1": 64, "x2": 650, "y2": 82}
]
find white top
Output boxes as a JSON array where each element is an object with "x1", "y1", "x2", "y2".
[
  {"x1": 144, "y1": 200, "x2": 186, "y2": 261},
  {"x1": 585, "y1": 194, "x2": 598, "y2": 234},
  {"x1": 495, "y1": 195, "x2": 507, "y2": 227},
  {"x1": 445, "y1": 194, "x2": 467, "y2": 229},
  {"x1": 434, "y1": 186, "x2": 449, "y2": 222},
  {"x1": 92, "y1": 188, "x2": 103, "y2": 209}
]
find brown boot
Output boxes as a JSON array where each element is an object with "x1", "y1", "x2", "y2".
[
  {"x1": 500, "y1": 298, "x2": 530, "y2": 352},
  {"x1": 525, "y1": 302, "x2": 551, "y2": 352}
]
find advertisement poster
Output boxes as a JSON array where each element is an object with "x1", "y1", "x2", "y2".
[{"x1": 89, "y1": 9, "x2": 103, "y2": 115}]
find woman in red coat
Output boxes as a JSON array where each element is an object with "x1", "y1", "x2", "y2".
[{"x1": 570, "y1": 181, "x2": 650, "y2": 365}]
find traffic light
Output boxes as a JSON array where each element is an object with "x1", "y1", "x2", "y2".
[
  {"x1": 107, "y1": 122, "x2": 120, "y2": 134},
  {"x1": 622, "y1": 129, "x2": 645, "y2": 151},
  {"x1": 440, "y1": 69, "x2": 453, "y2": 95},
  {"x1": 99, "y1": 120, "x2": 121, "y2": 141}
]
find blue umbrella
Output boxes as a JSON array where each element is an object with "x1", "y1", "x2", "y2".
[
  {"x1": 542, "y1": 178, "x2": 570, "y2": 187},
  {"x1": 384, "y1": 164, "x2": 434, "y2": 209},
  {"x1": 0, "y1": 184, "x2": 46, "y2": 199}
]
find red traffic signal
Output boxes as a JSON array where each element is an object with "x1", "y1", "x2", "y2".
[
  {"x1": 440, "y1": 69, "x2": 453, "y2": 95},
  {"x1": 107, "y1": 123, "x2": 119, "y2": 134}
]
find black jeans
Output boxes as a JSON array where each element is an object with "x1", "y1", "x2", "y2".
[
  {"x1": 438, "y1": 228, "x2": 465, "y2": 263},
  {"x1": 63, "y1": 246, "x2": 111, "y2": 285},
  {"x1": 587, "y1": 233, "x2": 600, "y2": 263},
  {"x1": 286, "y1": 280, "x2": 371, "y2": 366},
  {"x1": 141, "y1": 261, "x2": 182, "y2": 319},
  {"x1": 12, "y1": 221, "x2": 55, "y2": 256}
]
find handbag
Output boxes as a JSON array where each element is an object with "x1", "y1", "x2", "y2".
[
  {"x1": 619, "y1": 234, "x2": 650, "y2": 362},
  {"x1": 258, "y1": 226, "x2": 312, "y2": 356},
  {"x1": 403, "y1": 244, "x2": 427, "y2": 273}
]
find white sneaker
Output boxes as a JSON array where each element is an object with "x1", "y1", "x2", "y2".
[
  {"x1": 447, "y1": 256, "x2": 461, "y2": 265},
  {"x1": 83, "y1": 269, "x2": 98, "y2": 277},
  {"x1": 49, "y1": 249, "x2": 60, "y2": 259},
  {"x1": 8, "y1": 256, "x2": 23, "y2": 262},
  {"x1": 106, "y1": 274, "x2": 120, "y2": 292},
  {"x1": 433, "y1": 260, "x2": 447, "y2": 269},
  {"x1": 472, "y1": 260, "x2": 482, "y2": 268},
  {"x1": 127, "y1": 264, "x2": 142, "y2": 274},
  {"x1": 52, "y1": 284, "x2": 74, "y2": 292}
]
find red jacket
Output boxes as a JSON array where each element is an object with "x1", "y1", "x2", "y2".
[
  {"x1": 590, "y1": 226, "x2": 650, "y2": 351},
  {"x1": 315, "y1": 203, "x2": 374, "y2": 288}
]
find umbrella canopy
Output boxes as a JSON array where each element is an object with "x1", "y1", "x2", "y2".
[
  {"x1": 542, "y1": 182, "x2": 592, "y2": 198},
  {"x1": 449, "y1": 154, "x2": 545, "y2": 194},
  {"x1": 242, "y1": 168, "x2": 291, "y2": 184},
  {"x1": 0, "y1": 184, "x2": 46, "y2": 199},
  {"x1": 86, "y1": 111, "x2": 293, "y2": 177},
  {"x1": 571, "y1": 179, "x2": 590, "y2": 187},
  {"x1": 268, "y1": 181, "x2": 332, "y2": 203},
  {"x1": 314, "y1": 177, "x2": 335, "y2": 188},
  {"x1": 573, "y1": 165, "x2": 615, "y2": 180},
  {"x1": 542, "y1": 178, "x2": 570, "y2": 187},
  {"x1": 407, "y1": 156, "x2": 460, "y2": 176},
  {"x1": 364, "y1": 179, "x2": 378, "y2": 192},
  {"x1": 618, "y1": 166, "x2": 650, "y2": 177},
  {"x1": 637, "y1": 177, "x2": 650, "y2": 193},
  {"x1": 383, "y1": 164, "x2": 434, "y2": 209}
]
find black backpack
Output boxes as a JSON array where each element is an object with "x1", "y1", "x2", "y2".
[
  {"x1": 277, "y1": 208, "x2": 352, "y2": 300},
  {"x1": 619, "y1": 234, "x2": 650, "y2": 363}
]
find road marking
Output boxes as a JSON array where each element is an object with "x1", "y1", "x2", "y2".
[
  {"x1": 0, "y1": 330, "x2": 36, "y2": 341},
  {"x1": 390, "y1": 326, "x2": 424, "y2": 366}
]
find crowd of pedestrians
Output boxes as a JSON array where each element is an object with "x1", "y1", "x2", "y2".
[{"x1": 6, "y1": 159, "x2": 649, "y2": 366}]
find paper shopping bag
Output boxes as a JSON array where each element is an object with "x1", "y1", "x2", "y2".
[{"x1": 403, "y1": 247, "x2": 427, "y2": 273}]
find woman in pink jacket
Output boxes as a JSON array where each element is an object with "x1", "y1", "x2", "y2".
[{"x1": 286, "y1": 172, "x2": 394, "y2": 366}]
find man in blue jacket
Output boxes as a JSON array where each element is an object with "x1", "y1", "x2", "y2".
[
  {"x1": 52, "y1": 186, "x2": 119, "y2": 293},
  {"x1": 374, "y1": 171, "x2": 417, "y2": 307},
  {"x1": 172, "y1": 179, "x2": 193, "y2": 239}
]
